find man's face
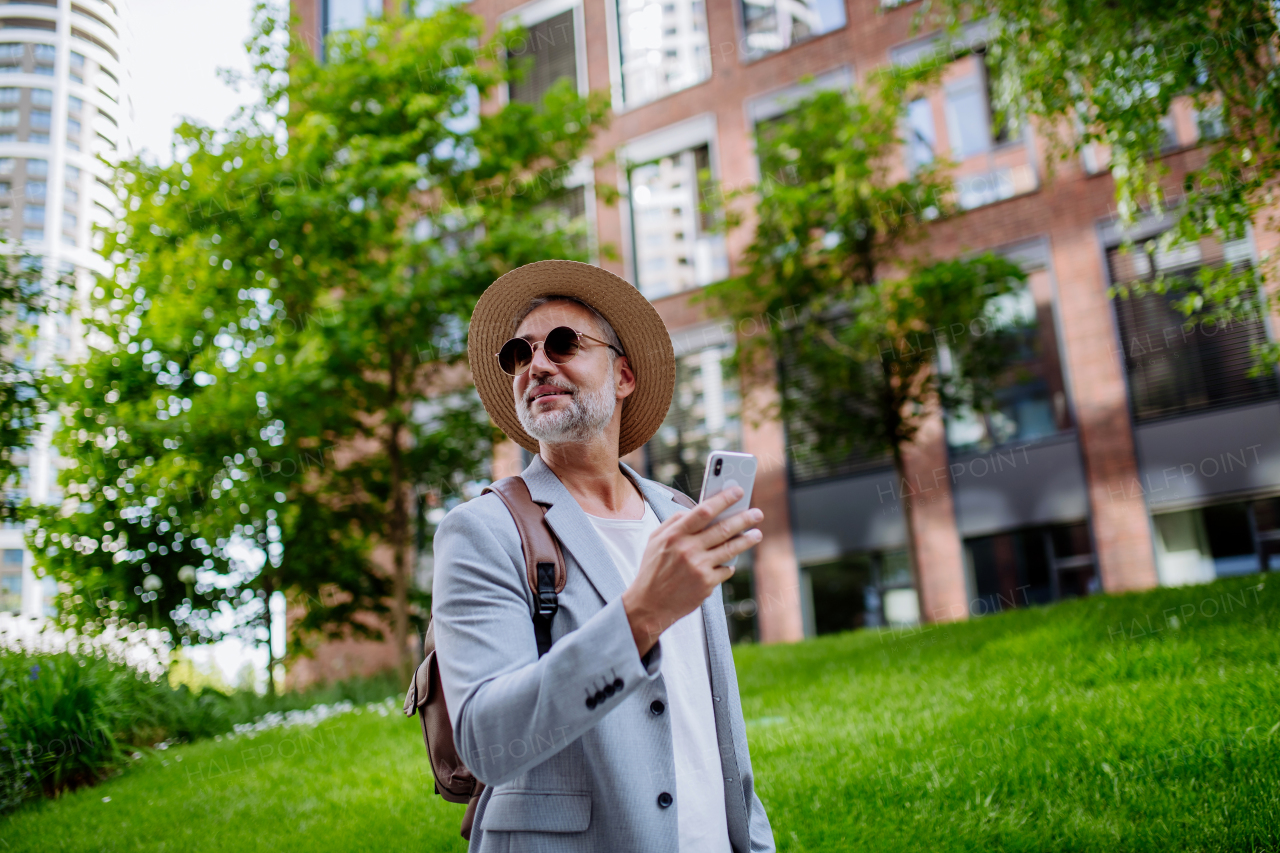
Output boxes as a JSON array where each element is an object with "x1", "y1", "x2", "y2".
[{"x1": 512, "y1": 301, "x2": 631, "y2": 446}]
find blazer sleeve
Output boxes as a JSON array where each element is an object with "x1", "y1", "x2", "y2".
[{"x1": 431, "y1": 499, "x2": 665, "y2": 788}]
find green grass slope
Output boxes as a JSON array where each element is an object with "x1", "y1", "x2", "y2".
[{"x1": 5, "y1": 573, "x2": 1278, "y2": 852}]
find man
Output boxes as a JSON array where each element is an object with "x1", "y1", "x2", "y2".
[{"x1": 432, "y1": 260, "x2": 776, "y2": 852}]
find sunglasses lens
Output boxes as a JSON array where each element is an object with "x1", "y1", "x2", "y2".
[
  {"x1": 498, "y1": 338, "x2": 533, "y2": 375},
  {"x1": 544, "y1": 327, "x2": 580, "y2": 364}
]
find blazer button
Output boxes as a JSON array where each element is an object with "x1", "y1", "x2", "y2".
[
  {"x1": 594, "y1": 690, "x2": 606, "y2": 705},
  {"x1": 585, "y1": 696, "x2": 597, "y2": 710},
  {"x1": 657, "y1": 792, "x2": 673, "y2": 808},
  {"x1": 649, "y1": 699, "x2": 665, "y2": 716}
]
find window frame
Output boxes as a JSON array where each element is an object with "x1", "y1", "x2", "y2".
[
  {"x1": 743, "y1": 65, "x2": 852, "y2": 184},
  {"x1": 730, "y1": 0, "x2": 849, "y2": 65},
  {"x1": 498, "y1": 0, "x2": 589, "y2": 107},
  {"x1": 617, "y1": 112, "x2": 727, "y2": 299},
  {"x1": 603, "y1": 0, "x2": 714, "y2": 114},
  {"x1": 1099, "y1": 218, "x2": 1276, "y2": 425}
]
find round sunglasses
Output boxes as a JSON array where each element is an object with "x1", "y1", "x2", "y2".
[{"x1": 496, "y1": 326, "x2": 625, "y2": 377}]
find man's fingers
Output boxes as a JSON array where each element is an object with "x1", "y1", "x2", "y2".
[
  {"x1": 673, "y1": 485, "x2": 744, "y2": 535},
  {"x1": 695, "y1": 507, "x2": 763, "y2": 550},
  {"x1": 709, "y1": 529, "x2": 761, "y2": 566}
]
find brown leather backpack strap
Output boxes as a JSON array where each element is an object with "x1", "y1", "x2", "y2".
[
  {"x1": 482, "y1": 476, "x2": 566, "y2": 657},
  {"x1": 482, "y1": 476, "x2": 566, "y2": 593},
  {"x1": 653, "y1": 480, "x2": 697, "y2": 510}
]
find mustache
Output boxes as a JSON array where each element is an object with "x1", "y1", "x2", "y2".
[{"x1": 525, "y1": 379, "x2": 576, "y2": 402}]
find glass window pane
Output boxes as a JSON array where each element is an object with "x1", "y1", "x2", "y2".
[
  {"x1": 906, "y1": 98, "x2": 935, "y2": 169},
  {"x1": 326, "y1": 0, "x2": 380, "y2": 33},
  {"x1": 740, "y1": 0, "x2": 845, "y2": 60},
  {"x1": 26, "y1": 158, "x2": 47, "y2": 176},
  {"x1": 645, "y1": 343, "x2": 742, "y2": 496},
  {"x1": 507, "y1": 10, "x2": 577, "y2": 106},
  {"x1": 0, "y1": 571, "x2": 21, "y2": 613},
  {"x1": 616, "y1": 0, "x2": 711, "y2": 108},
  {"x1": 945, "y1": 79, "x2": 991, "y2": 159},
  {"x1": 0, "y1": 109, "x2": 16, "y2": 127},
  {"x1": 629, "y1": 144, "x2": 727, "y2": 298},
  {"x1": 31, "y1": 88, "x2": 52, "y2": 107}
]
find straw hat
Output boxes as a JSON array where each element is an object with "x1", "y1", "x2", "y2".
[{"x1": 467, "y1": 260, "x2": 676, "y2": 457}]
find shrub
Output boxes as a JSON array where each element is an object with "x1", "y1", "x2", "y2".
[{"x1": 0, "y1": 645, "x2": 402, "y2": 810}]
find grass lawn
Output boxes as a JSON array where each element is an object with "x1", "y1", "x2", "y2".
[{"x1": 5, "y1": 573, "x2": 1279, "y2": 852}]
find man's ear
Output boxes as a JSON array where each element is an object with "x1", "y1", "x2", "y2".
[{"x1": 615, "y1": 355, "x2": 636, "y2": 400}]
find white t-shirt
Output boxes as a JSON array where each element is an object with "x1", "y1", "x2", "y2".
[{"x1": 585, "y1": 501, "x2": 733, "y2": 853}]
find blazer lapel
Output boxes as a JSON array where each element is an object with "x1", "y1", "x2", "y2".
[{"x1": 518, "y1": 455, "x2": 692, "y2": 604}]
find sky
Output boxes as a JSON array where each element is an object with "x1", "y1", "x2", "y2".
[
  {"x1": 124, "y1": 0, "x2": 285, "y2": 688},
  {"x1": 126, "y1": 0, "x2": 261, "y2": 164}
]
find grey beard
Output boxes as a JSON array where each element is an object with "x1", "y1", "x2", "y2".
[{"x1": 516, "y1": 377, "x2": 617, "y2": 445}]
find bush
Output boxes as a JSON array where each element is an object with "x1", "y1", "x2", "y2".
[
  {"x1": 0, "y1": 647, "x2": 402, "y2": 810},
  {"x1": 0, "y1": 650, "x2": 148, "y2": 805}
]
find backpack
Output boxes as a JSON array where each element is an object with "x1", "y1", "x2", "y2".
[{"x1": 403, "y1": 474, "x2": 694, "y2": 840}]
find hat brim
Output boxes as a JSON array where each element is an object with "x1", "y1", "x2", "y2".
[{"x1": 467, "y1": 260, "x2": 675, "y2": 458}]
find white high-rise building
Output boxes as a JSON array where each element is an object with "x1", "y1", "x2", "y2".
[{"x1": 0, "y1": 0, "x2": 132, "y2": 622}]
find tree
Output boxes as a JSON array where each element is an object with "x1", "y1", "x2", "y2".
[
  {"x1": 30, "y1": 3, "x2": 609, "y2": 685},
  {"x1": 932, "y1": 0, "x2": 1279, "y2": 361},
  {"x1": 0, "y1": 253, "x2": 62, "y2": 519},
  {"x1": 703, "y1": 79, "x2": 1026, "y2": 607}
]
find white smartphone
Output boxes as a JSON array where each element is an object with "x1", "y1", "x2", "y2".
[{"x1": 698, "y1": 451, "x2": 759, "y2": 567}]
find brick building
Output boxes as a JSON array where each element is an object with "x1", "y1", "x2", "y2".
[{"x1": 292, "y1": 0, "x2": 1280, "y2": 668}]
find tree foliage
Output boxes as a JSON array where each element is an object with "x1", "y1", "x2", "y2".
[
  {"x1": 931, "y1": 0, "x2": 1280, "y2": 360},
  {"x1": 28, "y1": 3, "x2": 609, "y2": 680},
  {"x1": 0, "y1": 253, "x2": 62, "y2": 517},
  {"x1": 704, "y1": 79, "x2": 1027, "y2": 596}
]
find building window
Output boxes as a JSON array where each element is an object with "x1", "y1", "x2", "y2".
[
  {"x1": 25, "y1": 180, "x2": 44, "y2": 200},
  {"x1": 801, "y1": 549, "x2": 914, "y2": 635},
  {"x1": 0, "y1": 108, "x2": 15, "y2": 126},
  {"x1": 894, "y1": 46, "x2": 1035, "y2": 210},
  {"x1": 66, "y1": 118, "x2": 81, "y2": 136},
  {"x1": 62, "y1": 210, "x2": 74, "y2": 230},
  {"x1": 944, "y1": 268, "x2": 1072, "y2": 453},
  {"x1": 64, "y1": 186, "x2": 77, "y2": 204},
  {"x1": 507, "y1": 9, "x2": 578, "y2": 106},
  {"x1": 324, "y1": 0, "x2": 380, "y2": 35},
  {"x1": 68, "y1": 94, "x2": 82, "y2": 113},
  {"x1": 739, "y1": 0, "x2": 845, "y2": 61},
  {"x1": 26, "y1": 158, "x2": 47, "y2": 176},
  {"x1": 22, "y1": 227, "x2": 42, "y2": 241},
  {"x1": 944, "y1": 74, "x2": 995, "y2": 159},
  {"x1": 69, "y1": 49, "x2": 85, "y2": 67},
  {"x1": 0, "y1": 43, "x2": 21, "y2": 63},
  {"x1": 33, "y1": 44, "x2": 54, "y2": 65},
  {"x1": 0, "y1": 158, "x2": 12, "y2": 175},
  {"x1": 0, "y1": 87, "x2": 15, "y2": 104},
  {"x1": 31, "y1": 88, "x2": 52, "y2": 107},
  {"x1": 1108, "y1": 237, "x2": 1276, "y2": 422},
  {"x1": 905, "y1": 97, "x2": 936, "y2": 170},
  {"x1": 28, "y1": 133, "x2": 48, "y2": 145},
  {"x1": 628, "y1": 143, "x2": 727, "y2": 298},
  {"x1": 0, "y1": 552, "x2": 21, "y2": 613},
  {"x1": 645, "y1": 342, "x2": 741, "y2": 497},
  {"x1": 1154, "y1": 496, "x2": 1280, "y2": 585},
  {"x1": 30, "y1": 109, "x2": 50, "y2": 130},
  {"x1": 965, "y1": 522, "x2": 1097, "y2": 614},
  {"x1": 23, "y1": 205, "x2": 43, "y2": 224},
  {"x1": 614, "y1": 0, "x2": 711, "y2": 108}
]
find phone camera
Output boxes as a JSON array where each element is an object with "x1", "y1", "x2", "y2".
[{"x1": 713, "y1": 459, "x2": 723, "y2": 476}]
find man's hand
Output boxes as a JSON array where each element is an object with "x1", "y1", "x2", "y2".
[{"x1": 621, "y1": 485, "x2": 763, "y2": 657}]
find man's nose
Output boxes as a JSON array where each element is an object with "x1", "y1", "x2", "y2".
[{"x1": 527, "y1": 341, "x2": 559, "y2": 378}]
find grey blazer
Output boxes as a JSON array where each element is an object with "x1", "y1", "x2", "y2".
[{"x1": 431, "y1": 453, "x2": 776, "y2": 853}]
